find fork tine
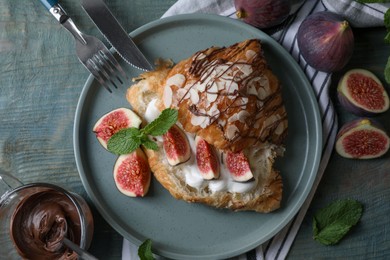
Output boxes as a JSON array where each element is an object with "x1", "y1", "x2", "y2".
[
  {"x1": 86, "y1": 59, "x2": 112, "y2": 93},
  {"x1": 100, "y1": 49, "x2": 128, "y2": 81},
  {"x1": 92, "y1": 54, "x2": 119, "y2": 89}
]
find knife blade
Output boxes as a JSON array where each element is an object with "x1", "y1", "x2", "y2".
[{"x1": 81, "y1": 0, "x2": 153, "y2": 71}]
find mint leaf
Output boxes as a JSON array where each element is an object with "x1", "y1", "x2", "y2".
[
  {"x1": 385, "y1": 31, "x2": 390, "y2": 44},
  {"x1": 385, "y1": 8, "x2": 390, "y2": 29},
  {"x1": 142, "y1": 108, "x2": 178, "y2": 136},
  {"x1": 385, "y1": 56, "x2": 390, "y2": 84},
  {"x1": 313, "y1": 199, "x2": 363, "y2": 245},
  {"x1": 138, "y1": 239, "x2": 155, "y2": 260},
  {"x1": 105, "y1": 109, "x2": 178, "y2": 155},
  {"x1": 107, "y1": 128, "x2": 142, "y2": 155},
  {"x1": 141, "y1": 136, "x2": 159, "y2": 151}
]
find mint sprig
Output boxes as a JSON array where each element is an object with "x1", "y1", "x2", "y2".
[
  {"x1": 313, "y1": 199, "x2": 363, "y2": 245},
  {"x1": 142, "y1": 108, "x2": 179, "y2": 136},
  {"x1": 138, "y1": 239, "x2": 155, "y2": 260},
  {"x1": 107, "y1": 108, "x2": 178, "y2": 155}
]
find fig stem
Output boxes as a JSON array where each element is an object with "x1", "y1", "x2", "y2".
[
  {"x1": 340, "y1": 21, "x2": 349, "y2": 32},
  {"x1": 236, "y1": 10, "x2": 247, "y2": 19}
]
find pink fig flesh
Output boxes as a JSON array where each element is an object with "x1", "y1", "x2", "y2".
[
  {"x1": 113, "y1": 148, "x2": 151, "y2": 197},
  {"x1": 234, "y1": 0, "x2": 290, "y2": 29},
  {"x1": 93, "y1": 108, "x2": 142, "y2": 149},
  {"x1": 297, "y1": 11, "x2": 354, "y2": 72},
  {"x1": 338, "y1": 69, "x2": 390, "y2": 115},
  {"x1": 335, "y1": 118, "x2": 390, "y2": 159},
  {"x1": 163, "y1": 125, "x2": 191, "y2": 166},
  {"x1": 226, "y1": 151, "x2": 254, "y2": 182},
  {"x1": 195, "y1": 136, "x2": 220, "y2": 180}
]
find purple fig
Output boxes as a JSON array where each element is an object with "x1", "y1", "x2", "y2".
[
  {"x1": 226, "y1": 151, "x2": 254, "y2": 182},
  {"x1": 163, "y1": 125, "x2": 191, "y2": 166},
  {"x1": 195, "y1": 136, "x2": 220, "y2": 180},
  {"x1": 335, "y1": 118, "x2": 390, "y2": 159},
  {"x1": 297, "y1": 11, "x2": 354, "y2": 73},
  {"x1": 93, "y1": 108, "x2": 142, "y2": 150},
  {"x1": 113, "y1": 148, "x2": 151, "y2": 197},
  {"x1": 338, "y1": 69, "x2": 390, "y2": 116},
  {"x1": 235, "y1": 0, "x2": 291, "y2": 29}
]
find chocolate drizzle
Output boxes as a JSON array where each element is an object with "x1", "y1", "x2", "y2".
[{"x1": 172, "y1": 39, "x2": 287, "y2": 150}]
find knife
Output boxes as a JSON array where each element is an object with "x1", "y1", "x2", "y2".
[{"x1": 81, "y1": 0, "x2": 154, "y2": 71}]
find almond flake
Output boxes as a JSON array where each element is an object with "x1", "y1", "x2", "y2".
[
  {"x1": 237, "y1": 111, "x2": 250, "y2": 122},
  {"x1": 247, "y1": 85, "x2": 258, "y2": 96},
  {"x1": 246, "y1": 50, "x2": 257, "y2": 60},
  {"x1": 196, "y1": 82, "x2": 206, "y2": 92},
  {"x1": 275, "y1": 121, "x2": 285, "y2": 135},
  {"x1": 163, "y1": 85, "x2": 173, "y2": 108},
  {"x1": 225, "y1": 124, "x2": 239, "y2": 140},
  {"x1": 191, "y1": 115, "x2": 206, "y2": 126},
  {"x1": 227, "y1": 82, "x2": 238, "y2": 99},
  {"x1": 177, "y1": 88, "x2": 190, "y2": 100},
  {"x1": 207, "y1": 93, "x2": 218, "y2": 102},
  {"x1": 190, "y1": 88, "x2": 200, "y2": 104},
  {"x1": 166, "y1": 74, "x2": 186, "y2": 88},
  {"x1": 216, "y1": 81, "x2": 226, "y2": 91}
]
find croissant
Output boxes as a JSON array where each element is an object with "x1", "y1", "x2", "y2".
[{"x1": 126, "y1": 39, "x2": 287, "y2": 212}]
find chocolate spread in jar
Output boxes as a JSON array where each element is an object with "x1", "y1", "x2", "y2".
[{"x1": 10, "y1": 189, "x2": 83, "y2": 260}]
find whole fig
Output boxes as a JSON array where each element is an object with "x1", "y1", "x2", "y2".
[
  {"x1": 235, "y1": 0, "x2": 291, "y2": 29},
  {"x1": 338, "y1": 69, "x2": 390, "y2": 116},
  {"x1": 297, "y1": 11, "x2": 354, "y2": 73}
]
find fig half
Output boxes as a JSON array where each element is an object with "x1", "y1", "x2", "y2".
[
  {"x1": 93, "y1": 108, "x2": 142, "y2": 150},
  {"x1": 335, "y1": 118, "x2": 390, "y2": 159},
  {"x1": 195, "y1": 136, "x2": 220, "y2": 180},
  {"x1": 113, "y1": 148, "x2": 151, "y2": 197},
  {"x1": 226, "y1": 151, "x2": 254, "y2": 182},
  {"x1": 338, "y1": 69, "x2": 390, "y2": 116},
  {"x1": 297, "y1": 11, "x2": 354, "y2": 73},
  {"x1": 163, "y1": 125, "x2": 191, "y2": 166}
]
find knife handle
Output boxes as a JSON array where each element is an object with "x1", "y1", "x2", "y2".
[{"x1": 39, "y1": 0, "x2": 59, "y2": 10}]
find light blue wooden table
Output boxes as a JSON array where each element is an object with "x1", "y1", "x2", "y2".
[{"x1": 0, "y1": 0, "x2": 389, "y2": 259}]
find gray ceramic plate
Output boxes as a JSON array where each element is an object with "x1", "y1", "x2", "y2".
[{"x1": 74, "y1": 14, "x2": 322, "y2": 260}]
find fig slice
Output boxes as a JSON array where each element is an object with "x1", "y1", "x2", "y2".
[
  {"x1": 195, "y1": 136, "x2": 220, "y2": 180},
  {"x1": 335, "y1": 118, "x2": 390, "y2": 159},
  {"x1": 113, "y1": 148, "x2": 151, "y2": 197},
  {"x1": 338, "y1": 69, "x2": 390, "y2": 116},
  {"x1": 226, "y1": 151, "x2": 254, "y2": 182},
  {"x1": 163, "y1": 125, "x2": 191, "y2": 166},
  {"x1": 93, "y1": 108, "x2": 142, "y2": 150}
]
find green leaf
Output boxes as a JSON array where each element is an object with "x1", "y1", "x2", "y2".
[
  {"x1": 385, "y1": 56, "x2": 390, "y2": 84},
  {"x1": 138, "y1": 239, "x2": 155, "y2": 260},
  {"x1": 141, "y1": 136, "x2": 159, "y2": 151},
  {"x1": 312, "y1": 199, "x2": 363, "y2": 245},
  {"x1": 142, "y1": 108, "x2": 178, "y2": 136},
  {"x1": 107, "y1": 128, "x2": 142, "y2": 155},
  {"x1": 385, "y1": 31, "x2": 390, "y2": 44},
  {"x1": 385, "y1": 8, "x2": 390, "y2": 29}
]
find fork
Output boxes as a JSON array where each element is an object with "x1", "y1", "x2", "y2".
[{"x1": 39, "y1": 0, "x2": 127, "y2": 92}]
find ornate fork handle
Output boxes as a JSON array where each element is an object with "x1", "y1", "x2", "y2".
[{"x1": 40, "y1": 0, "x2": 87, "y2": 45}]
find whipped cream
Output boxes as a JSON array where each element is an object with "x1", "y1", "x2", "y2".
[{"x1": 145, "y1": 99, "x2": 256, "y2": 193}]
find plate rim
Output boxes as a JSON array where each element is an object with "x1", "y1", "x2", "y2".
[{"x1": 73, "y1": 13, "x2": 322, "y2": 259}]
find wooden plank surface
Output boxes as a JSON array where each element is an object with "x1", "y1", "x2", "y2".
[{"x1": 0, "y1": 1, "x2": 389, "y2": 259}]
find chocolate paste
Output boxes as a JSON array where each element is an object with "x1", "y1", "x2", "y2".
[{"x1": 10, "y1": 189, "x2": 83, "y2": 260}]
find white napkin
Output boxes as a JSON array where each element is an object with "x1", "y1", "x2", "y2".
[{"x1": 123, "y1": 0, "x2": 388, "y2": 259}]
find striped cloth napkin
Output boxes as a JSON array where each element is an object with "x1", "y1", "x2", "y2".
[{"x1": 123, "y1": 0, "x2": 388, "y2": 259}]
